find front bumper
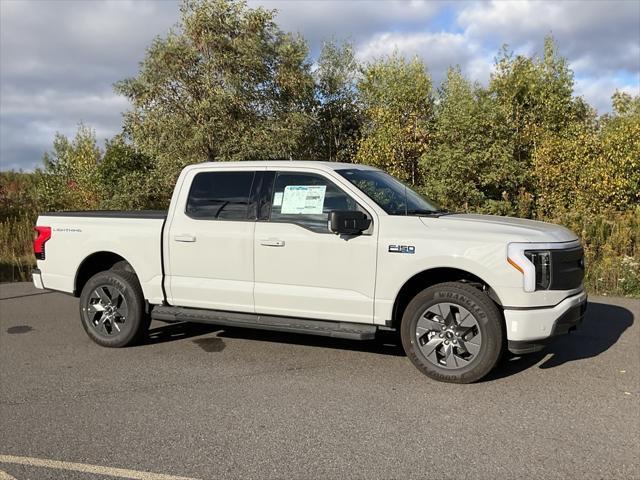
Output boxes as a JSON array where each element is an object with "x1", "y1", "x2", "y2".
[
  {"x1": 504, "y1": 290, "x2": 588, "y2": 354},
  {"x1": 32, "y1": 268, "x2": 44, "y2": 289}
]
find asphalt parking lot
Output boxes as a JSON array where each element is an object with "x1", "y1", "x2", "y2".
[{"x1": 0, "y1": 282, "x2": 638, "y2": 479}]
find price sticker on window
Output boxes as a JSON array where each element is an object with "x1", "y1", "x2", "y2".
[{"x1": 281, "y1": 185, "x2": 326, "y2": 214}]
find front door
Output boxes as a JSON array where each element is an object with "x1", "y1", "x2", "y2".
[
  {"x1": 166, "y1": 168, "x2": 258, "y2": 312},
  {"x1": 254, "y1": 170, "x2": 378, "y2": 323}
]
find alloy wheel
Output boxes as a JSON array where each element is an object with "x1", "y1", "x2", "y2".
[
  {"x1": 415, "y1": 302, "x2": 482, "y2": 369},
  {"x1": 87, "y1": 285, "x2": 128, "y2": 336}
]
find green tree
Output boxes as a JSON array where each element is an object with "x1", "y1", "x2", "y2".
[
  {"x1": 599, "y1": 92, "x2": 640, "y2": 209},
  {"x1": 116, "y1": 0, "x2": 315, "y2": 189},
  {"x1": 312, "y1": 40, "x2": 362, "y2": 162},
  {"x1": 0, "y1": 171, "x2": 42, "y2": 219},
  {"x1": 489, "y1": 36, "x2": 592, "y2": 214},
  {"x1": 98, "y1": 137, "x2": 163, "y2": 210},
  {"x1": 424, "y1": 68, "x2": 517, "y2": 213},
  {"x1": 532, "y1": 92, "x2": 639, "y2": 217},
  {"x1": 355, "y1": 54, "x2": 433, "y2": 184},
  {"x1": 40, "y1": 124, "x2": 103, "y2": 211},
  {"x1": 531, "y1": 121, "x2": 597, "y2": 216}
]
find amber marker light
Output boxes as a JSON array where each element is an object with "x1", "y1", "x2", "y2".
[{"x1": 507, "y1": 256, "x2": 524, "y2": 273}]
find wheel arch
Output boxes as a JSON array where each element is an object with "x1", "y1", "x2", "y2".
[
  {"x1": 74, "y1": 251, "x2": 135, "y2": 297},
  {"x1": 390, "y1": 267, "x2": 503, "y2": 329}
]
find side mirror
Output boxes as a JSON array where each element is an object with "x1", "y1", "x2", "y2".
[{"x1": 329, "y1": 210, "x2": 371, "y2": 235}]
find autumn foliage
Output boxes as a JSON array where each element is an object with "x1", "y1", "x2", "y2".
[{"x1": 1, "y1": 0, "x2": 638, "y2": 295}]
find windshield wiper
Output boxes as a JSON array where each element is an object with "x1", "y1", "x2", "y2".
[{"x1": 405, "y1": 209, "x2": 450, "y2": 217}]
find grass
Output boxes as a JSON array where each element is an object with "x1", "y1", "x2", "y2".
[
  {"x1": 556, "y1": 208, "x2": 640, "y2": 297},
  {"x1": 1, "y1": 210, "x2": 638, "y2": 297},
  {"x1": 0, "y1": 215, "x2": 36, "y2": 283},
  {"x1": 0, "y1": 257, "x2": 35, "y2": 283}
]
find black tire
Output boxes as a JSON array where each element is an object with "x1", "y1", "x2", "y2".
[
  {"x1": 110, "y1": 260, "x2": 135, "y2": 273},
  {"x1": 400, "y1": 282, "x2": 503, "y2": 383},
  {"x1": 79, "y1": 270, "x2": 150, "y2": 347}
]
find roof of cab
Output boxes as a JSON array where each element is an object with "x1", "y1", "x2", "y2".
[{"x1": 183, "y1": 160, "x2": 380, "y2": 172}]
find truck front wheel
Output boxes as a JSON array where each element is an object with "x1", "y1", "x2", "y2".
[
  {"x1": 79, "y1": 270, "x2": 149, "y2": 347},
  {"x1": 400, "y1": 282, "x2": 504, "y2": 383}
]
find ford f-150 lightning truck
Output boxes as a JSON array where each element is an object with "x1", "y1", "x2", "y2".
[{"x1": 32, "y1": 161, "x2": 587, "y2": 383}]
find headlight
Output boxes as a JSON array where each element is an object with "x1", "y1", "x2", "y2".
[
  {"x1": 507, "y1": 243, "x2": 556, "y2": 292},
  {"x1": 508, "y1": 240, "x2": 583, "y2": 292},
  {"x1": 524, "y1": 250, "x2": 551, "y2": 290}
]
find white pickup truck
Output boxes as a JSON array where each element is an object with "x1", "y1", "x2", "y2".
[{"x1": 32, "y1": 161, "x2": 586, "y2": 383}]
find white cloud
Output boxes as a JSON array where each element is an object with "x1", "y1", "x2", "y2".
[
  {"x1": 574, "y1": 74, "x2": 640, "y2": 115},
  {"x1": 1, "y1": 0, "x2": 638, "y2": 171},
  {"x1": 355, "y1": 31, "x2": 485, "y2": 86},
  {"x1": 1, "y1": 0, "x2": 178, "y2": 90},
  {"x1": 455, "y1": 0, "x2": 640, "y2": 115},
  {"x1": 458, "y1": 1, "x2": 558, "y2": 36},
  {"x1": 1, "y1": 88, "x2": 128, "y2": 118},
  {"x1": 0, "y1": 0, "x2": 178, "y2": 170},
  {"x1": 0, "y1": 87, "x2": 128, "y2": 171},
  {"x1": 457, "y1": 0, "x2": 640, "y2": 77},
  {"x1": 251, "y1": 0, "x2": 444, "y2": 49}
]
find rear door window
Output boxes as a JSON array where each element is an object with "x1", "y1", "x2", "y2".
[{"x1": 186, "y1": 171, "x2": 255, "y2": 220}]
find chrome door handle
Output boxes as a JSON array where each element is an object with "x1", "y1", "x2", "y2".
[
  {"x1": 260, "y1": 239, "x2": 285, "y2": 247},
  {"x1": 174, "y1": 234, "x2": 196, "y2": 242}
]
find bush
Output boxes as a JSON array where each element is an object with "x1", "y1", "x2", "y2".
[
  {"x1": 552, "y1": 209, "x2": 640, "y2": 296},
  {"x1": 0, "y1": 215, "x2": 36, "y2": 283},
  {"x1": 1, "y1": 25, "x2": 638, "y2": 297}
]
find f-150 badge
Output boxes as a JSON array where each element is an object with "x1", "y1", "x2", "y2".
[{"x1": 389, "y1": 245, "x2": 415, "y2": 254}]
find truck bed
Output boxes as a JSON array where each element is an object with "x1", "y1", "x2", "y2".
[
  {"x1": 42, "y1": 210, "x2": 167, "y2": 219},
  {"x1": 35, "y1": 211, "x2": 166, "y2": 303}
]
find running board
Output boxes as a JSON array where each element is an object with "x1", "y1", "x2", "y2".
[{"x1": 151, "y1": 306, "x2": 377, "y2": 340}]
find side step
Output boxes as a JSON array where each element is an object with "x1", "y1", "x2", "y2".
[{"x1": 151, "y1": 305, "x2": 377, "y2": 340}]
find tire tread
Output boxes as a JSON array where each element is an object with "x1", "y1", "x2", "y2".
[
  {"x1": 79, "y1": 269, "x2": 149, "y2": 348},
  {"x1": 400, "y1": 281, "x2": 503, "y2": 383}
]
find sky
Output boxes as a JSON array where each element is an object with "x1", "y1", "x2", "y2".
[{"x1": 1, "y1": 0, "x2": 639, "y2": 171}]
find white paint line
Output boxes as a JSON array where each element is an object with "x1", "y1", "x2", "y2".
[
  {"x1": 0, "y1": 455, "x2": 200, "y2": 480},
  {"x1": 0, "y1": 469, "x2": 17, "y2": 480}
]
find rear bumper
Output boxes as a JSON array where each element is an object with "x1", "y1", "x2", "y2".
[
  {"x1": 505, "y1": 290, "x2": 588, "y2": 354},
  {"x1": 32, "y1": 268, "x2": 44, "y2": 290}
]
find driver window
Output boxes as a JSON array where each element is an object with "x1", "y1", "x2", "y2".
[{"x1": 270, "y1": 172, "x2": 361, "y2": 233}]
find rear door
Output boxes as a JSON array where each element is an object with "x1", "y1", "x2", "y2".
[
  {"x1": 166, "y1": 167, "x2": 259, "y2": 312},
  {"x1": 253, "y1": 169, "x2": 378, "y2": 323}
]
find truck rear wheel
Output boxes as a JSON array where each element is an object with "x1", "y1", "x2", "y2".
[
  {"x1": 79, "y1": 270, "x2": 149, "y2": 347},
  {"x1": 400, "y1": 282, "x2": 503, "y2": 383}
]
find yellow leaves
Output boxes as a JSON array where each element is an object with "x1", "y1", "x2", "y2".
[
  {"x1": 531, "y1": 104, "x2": 640, "y2": 217},
  {"x1": 356, "y1": 55, "x2": 434, "y2": 184}
]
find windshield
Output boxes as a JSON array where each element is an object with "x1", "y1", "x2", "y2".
[{"x1": 336, "y1": 169, "x2": 442, "y2": 216}]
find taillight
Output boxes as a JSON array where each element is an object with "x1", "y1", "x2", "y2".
[{"x1": 33, "y1": 226, "x2": 51, "y2": 260}]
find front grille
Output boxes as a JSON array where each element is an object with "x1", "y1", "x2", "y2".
[{"x1": 549, "y1": 246, "x2": 584, "y2": 290}]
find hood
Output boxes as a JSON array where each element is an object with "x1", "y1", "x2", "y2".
[{"x1": 421, "y1": 213, "x2": 578, "y2": 243}]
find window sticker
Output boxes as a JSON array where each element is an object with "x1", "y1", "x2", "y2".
[
  {"x1": 281, "y1": 185, "x2": 327, "y2": 214},
  {"x1": 273, "y1": 191, "x2": 283, "y2": 206}
]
